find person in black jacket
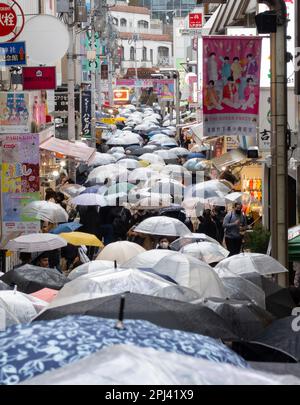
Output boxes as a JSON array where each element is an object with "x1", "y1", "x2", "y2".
[{"x1": 197, "y1": 209, "x2": 219, "y2": 242}]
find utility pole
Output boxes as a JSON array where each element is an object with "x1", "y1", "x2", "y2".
[
  {"x1": 90, "y1": 0, "x2": 96, "y2": 148},
  {"x1": 67, "y1": 0, "x2": 76, "y2": 182}
]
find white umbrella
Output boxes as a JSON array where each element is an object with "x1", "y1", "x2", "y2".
[
  {"x1": 88, "y1": 164, "x2": 129, "y2": 184},
  {"x1": 215, "y1": 253, "x2": 289, "y2": 277},
  {"x1": 171, "y1": 147, "x2": 190, "y2": 157},
  {"x1": 170, "y1": 233, "x2": 221, "y2": 251},
  {"x1": 5, "y1": 233, "x2": 67, "y2": 252},
  {"x1": 135, "y1": 216, "x2": 193, "y2": 237},
  {"x1": 225, "y1": 192, "x2": 250, "y2": 204},
  {"x1": 123, "y1": 249, "x2": 176, "y2": 268},
  {"x1": 185, "y1": 180, "x2": 232, "y2": 200},
  {"x1": 0, "y1": 291, "x2": 47, "y2": 329},
  {"x1": 154, "y1": 150, "x2": 178, "y2": 162},
  {"x1": 153, "y1": 253, "x2": 226, "y2": 298},
  {"x1": 107, "y1": 134, "x2": 142, "y2": 146},
  {"x1": 45, "y1": 268, "x2": 174, "y2": 309},
  {"x1": 22, "y1": 201, "x2": 68, "y2": 223},
  {"x1": 146, "y1": 178, "x2": 186, "y2": 197},
  {"x1": 128, "y1": 168, "x2": 157, "y2": 183},
  {"x1": 132, "y1": 193, "x2": 173, "y2": 209},
  {"x1": 96, "y1": 241, "x2": 146, "y2": 265},
  {"x1": 181, "y1": 242, "x2": 230, "y2": 264},
  {"x1": 116, "y1": 159, "x2": 141, "y2": 170},
  {"x1": 89, "y1": 152, "x2": 116, "y2": 167},
  {"x1": 139, "y1": 154, "x2": 165, "y2": 164},
  {"x1": 161, "y1": 164, "x2": 191, "y2": 179},
  {"x1": 71, "y1": 194, "x2": 107, "y2": 207},
  {"x1": 68, "y1": 260, "x2": 115, "y2": 281},
  {"x1": 60, "y1": 184, "x2": 86, "y2": 198},
  {"x1": 108, "y1": 147, "x2": 125, "y2": 154},
  {"x1": 147, "y1": 163, "x2": 166, "y2": 172},
  {"x1": 112, "y1": 152, "x2": 126, "y2": 161}
]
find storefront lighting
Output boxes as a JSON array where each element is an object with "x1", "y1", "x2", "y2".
[
  {"x1": 52, "y1": 170, "x2": 59, "y2": 178},
  {"x1": 222, "y1": 166, "x2": 227, "y2": 171},
  {"x1": 60, "y1": 160, "x2": 66, "y2": 168}
]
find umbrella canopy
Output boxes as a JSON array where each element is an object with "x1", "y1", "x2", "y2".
[
  {"x1": 60, "y1": 232, "x2": 103, "y2": 248},
  {"x1": 181, "y1": 242, "x2": 230, "y2": 264},
  {"x1": 186, "y1": 180, "x2": 232, "y2": 199},
  {"x1": 80, "y1": 185, "x2": 107, "y2": 195},
  {"x1": 30, "y1": 288, "x2": 58, "y2": 303},
  {"x1": 0, "y1": 290, "x2": 47, "y2": 329},
  {"x1": 171, "y1": 147, "x2": 189, "y2": 157},
  {"x1": 139, "y1": 153, "x2": 165, "y2": 164},
  {"x1": 202, "y1": 297, "x2": 274, "y2": 340},
  {"x1": 67, "y1": 260, "x2": 115, "y2": 281},
  {"x1": 161, "y1": 164, "x2": 192, "y2": 183},
  {"x1": 5, "y1": 233, "x2": 67, "y2": 253},
  {"x1": 0, "y1": 315, "x2": 248, "y2": 385},
  {"x1": 183, "y1": 158, "x2": 208, "y2": 172},
  {"x1": 104, "y1": 182, "x2": 135, "y2": 195},
  {"x1": 154, "y1": 150, "x2": 178, "y2": 163},
  {"x1": 126, "y1": 146, "x2": 159, "y2": 156},
  {"x1": 128, "y1": 167, "x2": 158, "y2": 183},
  {"x1": 215, "y1": 253, "x2": 288, "y2": 277},
  {"x1": 87, "y1": 164, "x2": 129, "y2": 184},
  {"x1": 152, "y1": 253, "x2": 226, "y2": 298},
  {"x1": 116, "y1": 159, "x2": 141, "y2": 170},
  {"x1": 44, "y1": 268, "x2": 175, "y2": 309},
  {"x1": 135, "y1": 216, "x2": 193, "y2": 237},
  {"x1": 107, "y1": 134, "x2": 142, "y2": 146},
  {"x1": 147, "y1": 178, "x2": 186, "y2": 198},
  {"x1": 20, "y1": 343, "x2": 300, "y2": 385},
  {"x1": 225, "y1": 192, "x2": 249, "y2": 204},
  {"x1": 123, "y1": 249, "x2": 176, "y2": 269},
  {"x1": 60, "y1": 184, "x2": 86, "y2": 198},
  {"x1": 108, "y1": 146, "x2": 125, "y2": 154},
  {"x1": 131, "y1": 194, "x2": 173, "y2": 210},
  {"x1": 0, "y1": 265, "x2": 68, "y2": 294},
  {"x1": 254, "y1": 316, "x2": 300, "y2": 361},
  {"x1": 96, "y1": 241, "x2": 145, "y2": 265},
  {"x1": 170, "y1": 233, "x2": 220, "y2": 251},
  {"x1": 35, "y1": 292, "x2": 236, "y2": 341},
  {"x1": 22, "y1": 201, "x2": 68, "y2": 223},
  {"x1": 50, "y1": 222, "x2": 82, "y2": 235},
  {"x1": 88, "y1": 152, "x2": 116, "y2": 167},
  {"x1": 71, "y1": 194, "x2": 107, "y2": 207}
]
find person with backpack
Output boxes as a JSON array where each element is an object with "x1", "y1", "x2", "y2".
[{"x1": 223, "y1": 203, "x2": 248, "y2": 256}]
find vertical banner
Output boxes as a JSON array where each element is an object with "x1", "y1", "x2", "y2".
[
  {"x1": 0, "y1": 134, "x2": 40, "y2": 248},
  {"x1": 203, "y1": 36, "x2": 262, "y2": 137},
  {"x1": 81, "y1": 90, "x2": 92, "y2": 139},
  {"x1": 154, "y1": 79, "x2": 174, "y2": 102},
  {"x1": 0, "y1": 92, "x2": 31, "y2": 133}
]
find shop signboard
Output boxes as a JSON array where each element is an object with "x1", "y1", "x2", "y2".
[
  {"x1": 0, "y1": 133, "x2": 40, "y2": 248},
  {"x1": 81, "y1": 90, "x2": 92, "y2": 139},
  {"x1": 0, "y1": 91, "x2": 31, "y2": 133},
  {"x1": 54, "y1": 91, "x2": 80, "y2": 112},
  {"x1": 0, "y1": 1, "x2": 25, "y2": 42},
  {"x1": 189, "y1": 12, "x2": 203, "y2": 29},
  {"x1": 0, "y1": 41, "x2": 26, "y2": 66},
  {"x1": 22, "y1": 67, "x2": 56, "y2": 91},
  {"x1": 202, "y1": 36, "x2": 262, "y2": 138},
  {"x1": 116, "y1": 79, "x2": 154, "y2": 88},
  {"x1": 153, "y1": 79, "x2": 174, "y2": 102},
  {"x1": 113, "y1": 89, "x2": 129, "y2": 104},
  {"x1": 225, "y1": 136, "x2": 240, "y2": 151}
]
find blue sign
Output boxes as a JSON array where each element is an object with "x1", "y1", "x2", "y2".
[{"x1": 0, "y1": 41, "x2": 26, "y2": 66}]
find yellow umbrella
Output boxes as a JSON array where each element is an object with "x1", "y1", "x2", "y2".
[
  {"x1": 115, "y1": 117, "x2": 126, "y2": 122},
  {"x1": 139, "y1": 160, "x2": 150, "y2": 167},
  {"x1": 60, "y1": 232, "x2": 104, "y2": 247}
]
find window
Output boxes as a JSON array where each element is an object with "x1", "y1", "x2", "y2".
[
  {"x1": 120, "y1": 18, "x2": 127, "y2": 27},
  {"x1": 138, "y1": 20, "x2": 149, "y2": 29},
  {"x1": 130, "y1": 46, "x2": 135, "y2": 61},
  {"x1": 150, "y1": 49, "x2": 153, "y2": 63},
  {"x1": 142, "y1": 46, "x2": 147, "y2": 61},
  {"x1": 120, "y1": 46, "x2": 124, "y2": 61},
  {"x1": 113, "y1": 18, "x2": 118, "y2": 26}
]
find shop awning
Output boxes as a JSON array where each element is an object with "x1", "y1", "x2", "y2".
[
  {"x1": 40, "y1": 137, "x2": 96, "y2": 164},
  {"x1": 212, "y1": 149, "x2": 247, "y2": 171}
]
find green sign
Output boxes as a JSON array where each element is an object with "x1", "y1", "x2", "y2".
[{"x1": 83, "y1": 31, "x2": 102, "y2": 72}]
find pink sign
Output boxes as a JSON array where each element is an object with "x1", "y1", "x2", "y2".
[
  {"x1": 203, "y1": 36, "x2": 262, "y2": 137},
  {"x1": 22, "y1": 67, "x2": 56, "y2": 90}
]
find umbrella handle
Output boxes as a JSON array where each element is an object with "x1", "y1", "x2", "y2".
[{"x1": 115, "y1": 295, "x2": 126, "y2": 330}]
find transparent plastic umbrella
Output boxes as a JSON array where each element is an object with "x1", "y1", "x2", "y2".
[
  {"x1": 96, "y1": 241, "x2": 146, "y2": 265},
  {"x1": 181, "y1": 242, "x2": 230, "y2": 264},
  {"x1": 5, "y1": 233, "x2": 67, "y2": 252},
  {"x1": 22, "y1": 201, "x2": 68, "y2": 223},
  {"x1": 134, "y1": 216, "x2": 193, "y2": 237}
]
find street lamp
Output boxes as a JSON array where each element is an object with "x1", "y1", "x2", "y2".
[{"x1": 159, "y1": 68, "x2": 181, "y2": 141}]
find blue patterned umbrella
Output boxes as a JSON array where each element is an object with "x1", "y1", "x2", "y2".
[
  {"x1": 50, "y1": 222, "x2": 82, "y2": 235},
  {"x1": 0, "y1": 315, "x2": 249, "y2": 385}
]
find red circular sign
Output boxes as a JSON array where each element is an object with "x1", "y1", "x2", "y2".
[{"x1": 0, "y1": 3, "x2": 17, "y2": 36}]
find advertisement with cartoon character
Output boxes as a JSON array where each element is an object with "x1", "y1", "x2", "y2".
[
  {"x1": 0, "y1": 92, "x2": 31, "y2": 133},
  {"x1": 202, "y1": 36, "x2": 262, "y2": 138},
  {"x1": 0, "y1": 134, "x2": 40, "y2": 247}
]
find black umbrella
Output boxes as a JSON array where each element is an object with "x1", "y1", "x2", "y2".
[
  {"x1": 231, "y1": 341, "x2": 298, "y2": 363},
  {"x1": 34, "y1": 292, "x2": 237, "y2": 341},
  {"x1": 250, "y1": 361, "x2": 300, "y2": 377},
  {"x1": 0, "y1": 280, "x2": 12, "y2": 290},
  {"x1": 253, "y1": 316, "x2": 300, "y2": 361},
  {"x1": 242, "y1": 273, "x2": 296, "y2": 318},
  {"x1": 0, "y1": 264, "x2": 68, "y2": 294},
  {"x1": 202, "y1": 297, "x2": 274, "y2": 340},
  {"x1": 126, "y1": 146, "x2": 159, "y2": 156}
]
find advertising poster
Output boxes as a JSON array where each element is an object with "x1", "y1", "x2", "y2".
[
  {"x1": 81, "y1": 90, "x2": 92, "y2": 139},
  {"x1": 202, "y1": 36, "x2": 262, "y2": 137},
  {"x1": 0, "y1": 92, "x2": 30, "y2": 133},
  {"x1": 154, "y1": 79, "x2": 174, "y2": 102},
  {"x1": 0, "y1": 134, "x2": 40, "y2": 247}
]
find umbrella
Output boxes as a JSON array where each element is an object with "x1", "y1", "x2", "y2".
[
  {"x1": 187, "y1": 152, "x2": 206, "y2": 160},
  {"x1": 225, "y1": 192, "x2": 249, "y2": 204},
  {"x1": 44, "y1": 268, "x2": 175, "y2": 309},
  {"x1": 215, "y1": 253, "x2": 289, "y2": 277},
  {"x1": 134, "y1": 216, "x2": 193, "y2": 237},
  {"x1": 80, "y1": 185, "x2": 108, "y2": 195},
  {"x1": 152, "y1": 253, "x2": 226, "y2": 298},
  {"x1": 0, "y1": 290, "x2": 47, "y2": 329},
  {"x1": 185, "y1": 180, "x2": 231, "y2": 199},
  {"x1": 0, "y1": 265, "x2": 68, "y2": 294},
  {"x1": 104, "y1": 182, "x2": 135, "y2": 196},
  {"x1": 171, "y1": 147, "x2": 189, "y2": 157},
  {"x1": 107, "y1": 134, "x2": 142, "y2": 146},
  {"x1": 96, "y1": 241, "x2": 145, "y2": 265},
  {"x1": 35, "y1": 292, "x2": 236, "y2": 341},
  {"x1": 71, "y1": 194, "x2": 107, "y2": 207},
  {"x1": 22, "y1": 201, "x2": 68, "y2": 223},
  {"x1": 147, "y1": 178, "x2": 186, "y2": 198},
  {"x1": 153, "y1": 285, "x2": 201, "y2": 302},
  {"x1": 60, "y1": 184, "x2": 86, "y2": 198},
  {"x1": 170, "y1": 233, "x2": 221, "y2": 251},
  {"x1": 0, "y1": 315, "x2": 248, "y2": 384},
  {"x1": 160, "y1": 165, "x2": 191, "y2": 182},
  {"x1": 20, "y1": 343, "x2": 300, "y2": 386},
  {"x1": 50, "y1": 222, "x2": 82, "y2": 234},
  {"x1": 88, "y1": 166, "x2": 129, "y2": 185},
  {"x1": 30, "y1": 288, "x2": 59, "y2": 303},
  {"x1": 126, "y1": 146, "x2": 159, "y2": 156},
  {"x1": 116, "y1": 159, "x2": 141, "y2": 170},
  {"x1": 60, "y1": 232, "x2": 103, "y2": 248},
  {"x1": 181, "y1": 242, "x2": 230, "y2": 264},
  {"x1": 0, "y1": 280, "x2": 11, "y2": 291},
  {"x1": 253, "y1": 316, "x2": 300, "y2": 361},
  {"x1": 5, "y1": 233, "x2": 67, "y2": 253},
  {"x1": 67, "y1": 260, "x2": 115, "y2": 281},
  {"x1": 139, "y1": 153, "x2": 165, "y2": 164},
  {"x1": 88, "y1": 152, "x2": 116, "y2": 167},
  {"x1": 184, "y1": 159, "x2": 210, "y2": 173},
  {"x1": 131, "y1": 193, "x2": 173, "y2": 210},
  {"x1": 123, "y1": 249, "x2": 176, "y2": 269},
  {"x1": 108, "y1": 146, "x2": 125, "y2": 154},
  {"x1": 201, "y1": 297, "x2": 274, "y2": 340},
  {"x1": 128, "y1": 167, "x2": 158, "y2": 183},
  {"x1": 153, "y1": 150, "x2": 178, "y2": 163}
]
